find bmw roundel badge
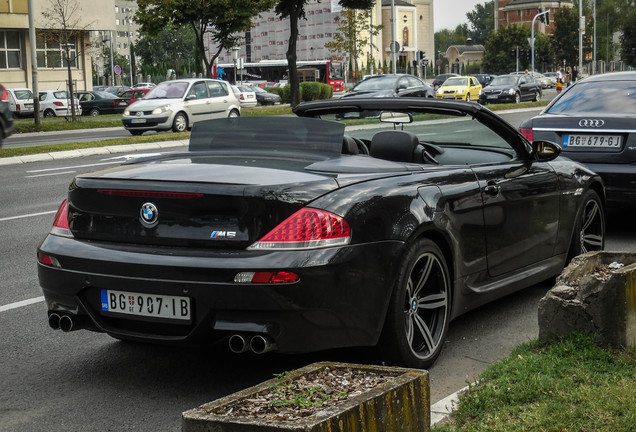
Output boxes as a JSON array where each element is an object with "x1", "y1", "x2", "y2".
[{"x1": 140, "y1": 202, "x2": 159, "y2": 227}]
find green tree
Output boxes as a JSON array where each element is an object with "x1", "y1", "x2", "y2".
[
  {"x1": 466, "y1": 1, "x2": 494, "y2": 45},
  {"x1": 135, "y1": 26, "x2": 197, "y2": 76},
  {"x1": 434, "y1": 24, "x2": 470, "y2": 74},
  {"x1": 135, "y1": 0, "x2": 275, "y2": 78},
  {"x1": 102, "y1": 46, "x2": 131, "y2": 84},
  {"x1": 482, "y1": 24, "x2": 532, "y2": 73},
  {"x1": 619, "y1": 10, "x2": 636, "y2": 64},
  {"x1": 324, "y1": 7, "x2": 382, "y2": 78},
  {"x1": 275, "y1": 0, "x2": 375, "y2": 108}
]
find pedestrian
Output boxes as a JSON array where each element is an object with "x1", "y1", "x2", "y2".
[
  {"x1": 572, "y1": 65, "x2": 578, "y2": 83},
  {"x1": 565, "y1": 66, "x2": 572, "y2": 87},
  {"x1": 377, "y1": 68, "x2": 383, "y2": 75},
  {"x1": 556, "y1": 66, "x2": 564, "y2": 93}
]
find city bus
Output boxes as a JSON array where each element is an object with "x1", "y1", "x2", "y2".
[{"x1": 216, "y1": 59, "x2": 345, "y2": 92}]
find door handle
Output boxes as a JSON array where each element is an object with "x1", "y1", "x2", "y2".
[{"x1": 484, "y1": 184, "x2": 500, "y2": 196}]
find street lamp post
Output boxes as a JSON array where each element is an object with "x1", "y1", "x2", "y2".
[
  {"x1": 126, "y1": 16, "x2": 133, "y2": 86},
  {"x1": 231, "y1": 47, "x2": 240, "y2": 84}
]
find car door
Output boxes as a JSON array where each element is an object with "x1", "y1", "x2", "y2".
[
  {"x1": 205, "y1": 80, "x2": 232, "y2": 118},
  {"x1": 184, "y1": 81, "x2": 212, "y2": 123},
  {"x1": 469, "y1": 77, "x2": 482, "y2": 100},
  {"x1": 518, "y1": 75, "x2": 533, "y2": 100},
  {"x1": 467, "y1": 119, "x2": 560, "y2": 277}
]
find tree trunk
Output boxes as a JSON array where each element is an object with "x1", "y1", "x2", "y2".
[
  {"x1": 66, "y1": 52, "x2": 76, "y2": 122},
  {"x1": 287, "y1": 7, "x2": 300, "y2": 108}
]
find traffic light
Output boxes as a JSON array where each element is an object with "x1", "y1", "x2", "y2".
[
  {"x1": 545, "y1": 11, "x2": 550, "y2": 26},
  {"x1": 418, "y1": 50, "x2": 425, "y2": 60}
]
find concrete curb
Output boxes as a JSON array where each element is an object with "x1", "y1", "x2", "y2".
[
  {"x1": 430, "y1": 385, "x2": 470, "y2": 425},
  {"x1": 0, "y1": 139, "x2": 189, "y2": 166}
]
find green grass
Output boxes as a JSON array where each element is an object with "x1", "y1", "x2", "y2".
[{"x1": 433, "y1": 334, "x2": 636, "y2": 432}]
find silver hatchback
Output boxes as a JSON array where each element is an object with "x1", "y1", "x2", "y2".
[{"x1": 122, "y1": 78, "x2": 241, "y2": 135}]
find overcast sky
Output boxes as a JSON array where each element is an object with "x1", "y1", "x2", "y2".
[{"x1": 434, "y1": 0, "x2": 484, "y2": 31}]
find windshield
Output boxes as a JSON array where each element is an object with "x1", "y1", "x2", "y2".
[
  {"x1": 189, "y1": 117, "x2": 345, "y2": 156},
  {"x1": 352, "y1": 76, "x2": 399, "y2": 92},
  {"x1": 443, "y1": 78, "x2": 468, "y2": 87},
  {"x1": 548, "y1": 80, "x2": 636, "y2": 115},
  {"x1": 145, "y1": 82, "x2": 189, "y2": 99},
  {"x1": 329, "y1": 61, "x2": 344, "y2": 80},
  {"x1": 491, "y1": 76, "x2": 519, "y2": 86}
]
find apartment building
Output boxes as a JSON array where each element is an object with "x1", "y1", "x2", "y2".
[{"x1": 0, "y1": 0, "x2": 115, "y2": 90}]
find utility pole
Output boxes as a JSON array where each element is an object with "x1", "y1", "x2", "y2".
[{"x1": 27, "y1": 0, "x2": 40, "y2": 125}]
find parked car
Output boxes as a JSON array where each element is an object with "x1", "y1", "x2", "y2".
[
  {"x1": 511, "y1": 71, "x2": 552, "y2": 89},
  {"x1": 104, "y1": 85, "x2": 131, "y2": 96},
  {"x1": 249, "y1": 85, "x2": 282, "y2": 105},
  {"x1": 479, "y1": 74, "x2": 542, "y2": 104},
  {"x1": 431, "y1": 73, "x2": 459, "y2": 90},
  {"x1": 257, "y1": 82, "x2": 276, "y2": 88},
  {"x1": 543, "y1": 72, "x2": 558, "y2": 87},
  {"x1": 38, "y1": 90, "x2": 82, "y2": 117},
  {"x1": 93, "y1": 86, "x2": 108, "y2": 92},
  {"x1": 75, "y1": 91, "x2": 127, "y2": 116},
  {"x1": 435, "y1": 76, "x2": 482, "y2": 101},
  {"x1": 133, "y1": 82, "x2": 155, "y2": 89},
  {"x1": 519, "y1": 71, "x2": 636, "y2": 207},
  {"x1": 232, "y1": 85, "x2": 258, "y2": 108},
  {"x1": 38, "y1": 97, "x2": 605, "y2": 368},
  {"x1": 341, "y1": 74, "x2": 434, "y2": 99},
  {"x1": 122, "y1": 78, "x2": 241, "y2": 135},
  {"x1": 7, "y1": 88, "x2": 35, "y2": 117},
  {"x1": 473, "y1": 74, "x2": 495, "y2": 88},
  {"x1": 0, "y1": 83, "x2": 16, "y2": 146},
  {"x1": 119, "y1": 88, "x2": 150, "y2": 105}
]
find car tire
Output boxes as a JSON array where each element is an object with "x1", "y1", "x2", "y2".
[
  {"x1": 514, "y1": 92, "x2": 521, "y2": 104},
  {"x1": 533, "y1": 90, "x2": 541, "y2": 102},
  {"x1": 380, "y1": 238, "x2": 451, "y2": 368},
  {"x1": 228, "y1": 109, "x2": 240, "y2": 118},
  {"x1": 89, "y1": 108, "x2": 100, "y2": 116},
  {"x1": 129, "y1": 130, "x2": 143, "y2": 136},
  {"x1": 567, "y1": 189, "x2": 605, "y2": 262},
  {"x1": 465, "y1": 93, "x2": 471, "y2": 102},
  {"x1": 43, "y1": 109, "x2": 56, "y2": 118},
  {"x1": 172, "y1": 112, "x2": 187, "y2": 133}
]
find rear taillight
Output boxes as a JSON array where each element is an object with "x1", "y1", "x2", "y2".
[
  {"x1": 234, "y1": 271, "x2": 300, "y2": 284},
  {"x1": 0, "y1": 86, "x2": 8, "y2": 102},
  {"x1": 248, "y1": 208, "x2": 351, "y2": 250},
  {"x1": 53, "y1": 101, "x2": 64, "y2": 107},
  {"x1": 240, "y1": 94, "x2": 245, "y2": 101},
  {"x1": 50, "y1": 199, "x2": 72, "y2": 237},
  {"x1": 519, "y1": 128, "x2": 534, "y2": 142},
  {"x1": 16, "y1": 104, "x2": 21, "y2": 111}
]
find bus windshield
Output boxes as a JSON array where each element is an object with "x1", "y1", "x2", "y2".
[{"x1": 329, "y1": 61, "x2": 344, "y2": 80}]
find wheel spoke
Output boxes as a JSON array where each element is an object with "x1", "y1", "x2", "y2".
[
  {"x1": 417, "y1": 293, "x2": 447, "y2": 310},
  {"x1": 582, "y1": 234, "x2": 603, "y2": 252},
  {"x1": 413, "y1": 314, "x2": 436, "y2": 352},
  {"x1": 412, "y1": 255, "x2": 434, "y2": 298},
  {"x1": 582, "y1": 203, "x2": 599, "y2": 231},
  {"x1": 405, "y1": 314, "x2": 414, "y2": 345}
]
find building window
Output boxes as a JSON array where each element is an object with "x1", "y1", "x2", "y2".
[
  {"x1": 0, "y1": 30, "x2": 22, "y2": 69},
  {"x1": 36, "y1": 32, "x2": 78, "y2": 69}
]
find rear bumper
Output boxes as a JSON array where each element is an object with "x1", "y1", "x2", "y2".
[
  {"x1": 583, "y1": 162, "x2": 636, "y2": 206},
  {"x1": 38, "y1": 233, "x2": 403, "y2": 352}
]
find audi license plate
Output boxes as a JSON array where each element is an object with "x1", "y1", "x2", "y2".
[
  {"x1": 100, "y1": 289, "x2": 191, "y2": 320},
  {"x1": 562, "y1": 134, "x2": 622, "y2": 148}
]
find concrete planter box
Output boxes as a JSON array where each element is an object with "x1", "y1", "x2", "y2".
[
  {"x1": 539, "y1": 251, "x2": 636, "y2": 348},
  {"x1": 182, "y1": 361, "x2": 430, "y2": 432}
]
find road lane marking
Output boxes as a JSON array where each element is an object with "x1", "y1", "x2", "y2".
[
  {"x1": 26, "y1": 170, "x2": 76, "y2": 178},
  {"x1": 0, "y1": 210, "x2": 57, "y2": 222},
  {"x1": 0, "y1": 296, "x2": 44, "y2": 312}
]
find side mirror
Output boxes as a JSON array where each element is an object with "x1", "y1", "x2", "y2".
[
  {"x1": 532, "y1": 140, "x2": 561, "y2": 162},
  {"x1": 185, "y1": 94, "x2": 197, "y2": 101}
]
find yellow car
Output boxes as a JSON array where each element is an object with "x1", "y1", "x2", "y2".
[{"x1": 435, "y1": 76, "x2": 482, "y2": 102}]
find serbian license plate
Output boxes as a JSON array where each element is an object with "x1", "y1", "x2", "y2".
[
  {"x1": 487, "y1": 95, "x2": 498, "y2": 99},
  {"x1": 100, "y1": 289, "x2": 191, "y2": 320},
  {"x1": 562, "y1": 134, "x2": 622, "y2": 148},
  {"x1": 131, "y1": 118, "x2": 146, "y2": 124}
]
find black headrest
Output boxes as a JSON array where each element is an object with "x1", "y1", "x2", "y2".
[
  {"x1": 370, "y1": 130, "x2": 420, "y2": 163},
  {"x1": 342, "y1": 135, "x2": 359, "y2": 155}
]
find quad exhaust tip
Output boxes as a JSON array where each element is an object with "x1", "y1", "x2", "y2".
[{"x1": 228, "y1": 334, "x2": 277, "y2": 354}]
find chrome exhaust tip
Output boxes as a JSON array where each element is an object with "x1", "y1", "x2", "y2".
[
  {"x1": 250, "y1": 335, "x2": 277, "y2": 354},
  {"x1": 228, "y1": 334, "x2": 251, "y2": 354},
  {"x1": 48, "y1": 313, "x2": 61, "y2": 330},
  {"x1": 59, "y1": 315, "x2": 74, "y2": 332}
]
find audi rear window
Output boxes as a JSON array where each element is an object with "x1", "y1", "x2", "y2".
[{"x1": 547, "y1": 81, "x2": 636, "y2": 115}]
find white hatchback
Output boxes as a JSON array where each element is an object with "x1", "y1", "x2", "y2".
[
  {"x1": 122, "y1": 78, "x2": 241, "y2": 135},
  {"x1": 7, "y1": 88, "x2": 34, "y2": 117},
  {"x1": 39, "y1": 90, "x2": 82, "y2": 117}
]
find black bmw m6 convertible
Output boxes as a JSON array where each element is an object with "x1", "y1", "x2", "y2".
[{"x1": 37, "y1": 98, "x2": 605, "y2": 368}]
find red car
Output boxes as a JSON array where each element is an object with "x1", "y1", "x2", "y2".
[{"x1": 119, "y1": 88, "x2": 149, "y2": 105}]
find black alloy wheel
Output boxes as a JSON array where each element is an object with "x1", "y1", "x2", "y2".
[
  {"x1": 381, "y1": 238, "x2": 450, "y2": 368},
  {"x1": 568, "y1": 189, "x2": 605, "y2": 260},
  {"x1": 44, "y1": 109, "x2": 55, "y2": 117}
]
